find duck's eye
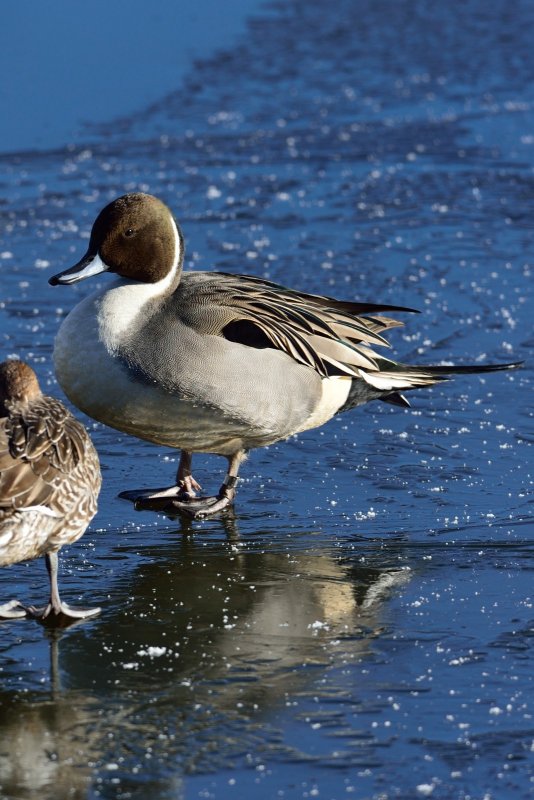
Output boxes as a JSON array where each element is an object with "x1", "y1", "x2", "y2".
[{"x1": 124, "y1": 228, "x2": 136, "y2": 238}]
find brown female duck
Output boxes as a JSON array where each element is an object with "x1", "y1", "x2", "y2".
[{"x1": 0, "y1": 360, "x2": 101, "y2": 621}]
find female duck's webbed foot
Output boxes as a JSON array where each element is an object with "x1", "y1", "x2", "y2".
[
  {"x1": 27, "y1": 553, "x2": 101, "y2": 624},
  {"x1": 28, "y1": 601, "x2": 101, "y2": 622},
  {"x1": 0, "y1": 600, "x2": 28, "y2": 620},
  {"x1": 118, "y1": 450, "x2": 201, "y2": 504}
]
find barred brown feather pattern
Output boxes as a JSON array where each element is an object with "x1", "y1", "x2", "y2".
[
  {"x1": 6, "y1": 397, "x2": 85, "y2": 469},
  {"x1": 0, "y1": 393, "x2": 101, "y2": 565}
]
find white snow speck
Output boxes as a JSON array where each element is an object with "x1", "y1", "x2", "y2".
[
  {"x1": 416, "y1": 784, "x2": 435, "y2": 796},
  {"x1": 137, "y1": 646, "x2": 167, "y2": 657},
  {"x1": 206, "y1": 186, "x2": 222, "y2": 199}
]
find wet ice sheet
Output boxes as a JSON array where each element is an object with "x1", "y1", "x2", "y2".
[
  {"x1": 0, "y1": 533, "x2": 531, "y2": 799},
  {"x1": 0, "y1": 0, "x2": 532, "y2": 798}
]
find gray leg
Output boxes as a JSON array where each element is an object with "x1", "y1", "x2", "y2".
[
  {"x1": 28, "y1": 552, "x2": 101, "y2": 621},
  {"x1": 170, "y1": 450, "x2": 247, "y2": 518},
  {"x1": 132, "y1": 450, "x2": 247, "y2": 518},
  {"x1": 176, "y1": 451, "x2": 202, "y2": 497},
  {"x1": 118, "y1": 449, "x2": 200, "y2": 504}
]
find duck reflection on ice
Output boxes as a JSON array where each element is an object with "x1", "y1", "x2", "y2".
[
  {"x1": 0, "y1": 635, "x2": 99, "y2": 800},
  {"x1": 0, "y1": 532, "x2": 411, "y2": 792},
  {"x1": 60, "y1": 531, "x2": 411, "y2": 699}
]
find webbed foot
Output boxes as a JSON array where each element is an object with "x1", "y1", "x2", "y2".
[
  {"x1": 0, "y1": 600, "x2": 28, "y2": 620},
  {"x1": 119, "y1": 473, "x2": 203, "y2": 504},
  {"x1": 27, "y1": 601, "x2": 101, "y2": 622},
  {"x1": 121, "y1": 450, "x2": 245, "y2": 519},
  {"x1": 119, "y1": 485, "x2": 185, "y2": 503},
  {"x1": 133, "y1": 492, "x2": 233, "y2": 518},
  {"x1": 172, "y1": 492, "x2": 234, "y2": 518}
]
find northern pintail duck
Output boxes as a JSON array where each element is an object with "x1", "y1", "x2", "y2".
[
  {"x1": 49, "y1": 193, "x2": 520, "y2": 517},
  {"x1": 0, "y1": 360, "x2": 101, "y2": 620}
]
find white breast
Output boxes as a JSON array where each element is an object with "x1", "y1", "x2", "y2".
[{"x1": 53, "y1": 286, "x2": 257, "y2": 453}]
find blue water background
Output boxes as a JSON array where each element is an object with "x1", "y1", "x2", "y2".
[
  {"x1": 0, "y1": 0, "x2": 263, "y2": 153},
  {"x1": 0, "y1": 1, "x2": 532, "y2": 798}
]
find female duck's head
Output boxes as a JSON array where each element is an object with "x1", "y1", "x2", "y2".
[{"x1": 0, "y1": 360, "x2": 41, "y2": 416}]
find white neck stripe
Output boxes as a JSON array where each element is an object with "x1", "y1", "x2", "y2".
[
  {"x1": 170, "y1": 215, "x2": 182, "y2": 277},
  {"x1": 92, "y1": 215, "x2": 182, "y2": 347}
]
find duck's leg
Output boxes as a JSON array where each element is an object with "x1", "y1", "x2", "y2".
[
  {"x1": 125, "y1": 450, "x2": 246, "y2": 517},
  {"x1": 170, "y1": 450, "x2": 247, "y2": 518},
  {"x1": 118, "y1": 450, "x2": 200, "y2": 504},
  {"x1": 176, "y1": 451, "x2": 202, "y2": 498},
  {"x1": 27, "y1": 552, "x2": 101, "y2": 621}
]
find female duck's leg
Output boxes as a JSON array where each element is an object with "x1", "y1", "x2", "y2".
[{"x1": 28, "y1": 552, "x2": 101, "y2": 621}]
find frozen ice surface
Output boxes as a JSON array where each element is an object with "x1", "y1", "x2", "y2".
[{"x1": 0, "y1": 0, "x2": 532, "y2": 799}]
